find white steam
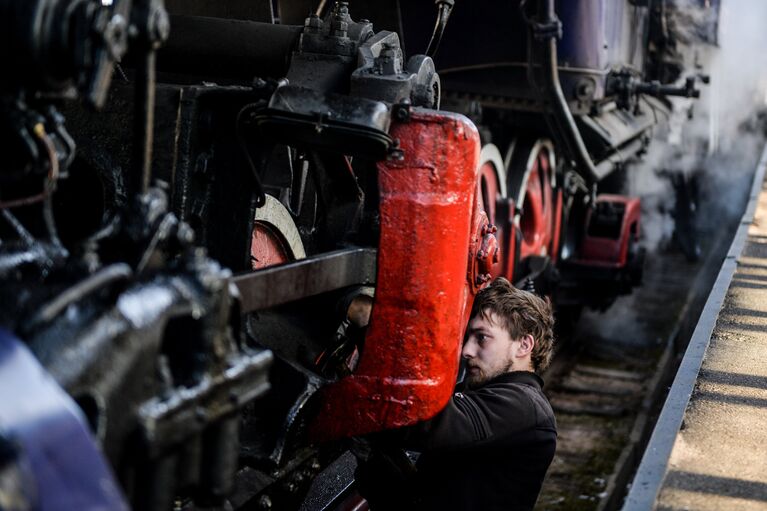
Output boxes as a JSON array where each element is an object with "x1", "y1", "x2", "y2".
[
  {"x1": 586, "y1": 0, "x2": 767, "y2": 346},
  {"x1": 628, "y1": 0, "x2": 767, "y2": 253}
]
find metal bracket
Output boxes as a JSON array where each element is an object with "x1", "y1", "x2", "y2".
[{"x1": 532, "y1": 18, "x2": 562, "y2": 40}]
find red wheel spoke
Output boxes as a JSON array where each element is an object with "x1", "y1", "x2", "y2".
[
  {"x1": 518, "y1": 144, "x2": 555, "y2": 259},
  {"x1": 479, "y1": 161, "x2": 501, "y2": 225}
]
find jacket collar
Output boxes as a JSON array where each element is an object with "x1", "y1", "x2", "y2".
[{"x1": 486, "y1": 370, "x2": 544, "y2": 389}]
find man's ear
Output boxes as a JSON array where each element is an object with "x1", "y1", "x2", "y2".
[{"x1": 517, "y1": 334, "x2": 535, "y2": 357}]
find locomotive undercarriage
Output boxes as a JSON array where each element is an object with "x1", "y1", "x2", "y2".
[{"x1": 0, "y1": 0, "x2": 711, "y2": 509}]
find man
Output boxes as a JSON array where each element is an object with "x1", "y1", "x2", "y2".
[{"x1": 358, "y1": 277, "x2": 557, "y2": 511}]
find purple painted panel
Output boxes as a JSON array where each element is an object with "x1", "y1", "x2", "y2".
[
  {"x1": 557, "y1": 0, "x2": 607, "y2": 70},
  {"x1": 0, "y1": 328, "x2": 128, "y2": 511},
  {"x1": 557, "y1": 0, "x2": 645, "y2": 71}
]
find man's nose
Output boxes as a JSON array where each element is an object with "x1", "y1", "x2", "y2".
[{"x1": 462, "y1": 339, "x2": 476, "y2": 359}]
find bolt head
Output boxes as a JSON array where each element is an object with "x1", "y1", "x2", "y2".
[{"x1": 258, "y1": 495, "x2": 272, "y2": 510}]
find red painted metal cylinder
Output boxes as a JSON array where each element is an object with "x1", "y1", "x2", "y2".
[
  {"x1": 309, "y1": 109, "x2": 482, "y2": 442},
  {"x1": 578, "y1": 194, "x2": 641, "y2": 267}
]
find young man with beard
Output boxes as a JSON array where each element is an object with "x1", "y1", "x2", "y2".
[{"x1": 358, "y1": 277, "x2": 557, "y2": 511}]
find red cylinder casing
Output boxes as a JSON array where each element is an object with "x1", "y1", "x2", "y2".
[{"x1": 309, "y1": 109, "x2": 482, "y2": 442}]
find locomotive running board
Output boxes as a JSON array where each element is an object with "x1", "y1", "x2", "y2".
[{"x1": 232, "y1": 248, "x2": 377, "y2": 312}]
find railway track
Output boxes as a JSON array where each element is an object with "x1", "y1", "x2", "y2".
[{"x1": 536, "y1": 169, "x2": 757, "y2": 510}]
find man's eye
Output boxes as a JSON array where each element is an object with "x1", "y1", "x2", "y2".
[{"x1": 477, "y1": 334, "x2": 487, "y2": 343}]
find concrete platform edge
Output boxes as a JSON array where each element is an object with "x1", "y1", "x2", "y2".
[{"x1": 621, "y1": 144, "x2": 767, "y2": 511}]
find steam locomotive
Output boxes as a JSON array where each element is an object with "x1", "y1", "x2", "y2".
[{"x1": 0, "y1": 0, "x2": 718, "y2": 509}]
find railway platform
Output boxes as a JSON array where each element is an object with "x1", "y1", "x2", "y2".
[{"x1": 624, "y1": 146, "x2": 767, "y2": 511}]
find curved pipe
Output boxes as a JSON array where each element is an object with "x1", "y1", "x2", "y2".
[
  {"x1": 531, "y1": 0, "x2": 600, "y2": 184},
  {"x1": 31, "y1": 263, "x2": 133, "y2": 326}
]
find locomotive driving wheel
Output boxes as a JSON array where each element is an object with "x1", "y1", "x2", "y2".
[
  {"x1": 250, "y1": 194, "x2": 306, "y2": 269},
  {"x1": 472, "y1": 144, "x2": 509, "y2": 282},
  {"x1": 506, "y1": 138, "x2": 560, "y2": 261},
  {"x1": 477, "y1": 144, "x2": 507, "y2": 228}
]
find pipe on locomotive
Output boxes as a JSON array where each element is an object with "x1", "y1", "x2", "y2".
[
  {"x1": 157, "y1": 15, "x2": 303, "y2": 80},
  {"x1": 526, "y1": 0, "x2": 601, "y2": 185}
]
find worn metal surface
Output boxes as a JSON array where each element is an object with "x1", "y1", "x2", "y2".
[
  {"x1": 256, "y1": 86, "x2": 393, "y2": 158},
  {"x1": 256, "y1": 3, "x2": 438, "y2": 160},
  {"x1": 233, "y1": 248, "x2": 377, "y2": 313},
  {"x1": 350, "y1": 32, "x2": 440, "y2": 108},
  {"x1": 309, "y1": 108, "x2": 482, "y2": 441}
]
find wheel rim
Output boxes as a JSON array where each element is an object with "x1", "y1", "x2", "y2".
[
  {"x1": 477, "y1": 144, "x2": 507, "y2": 226},
  {"x1": 519, "y1": 152, "x2": 550, "y2": 258},
  {"x1": 508, "y1": 139, "x2": 557, "y2": 260},
  {"x1": 479, "y1": 162, "x2": 500, "y2": 225}
]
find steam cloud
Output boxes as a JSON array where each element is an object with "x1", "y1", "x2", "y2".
[
  {"x1": 628, "y1": 0, "x2": 767, "y2": 254},
  {"x1": 582, "y1": 0, "x2": 767, "y2": 346}
]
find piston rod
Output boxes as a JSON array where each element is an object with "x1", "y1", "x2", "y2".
[{"x1": 232, "y1": 248, "x2": 377, "y2": 312}]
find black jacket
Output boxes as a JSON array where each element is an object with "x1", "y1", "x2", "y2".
[{"x1": 403, "y1": 371, "x2": 557, "y2": 511}]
